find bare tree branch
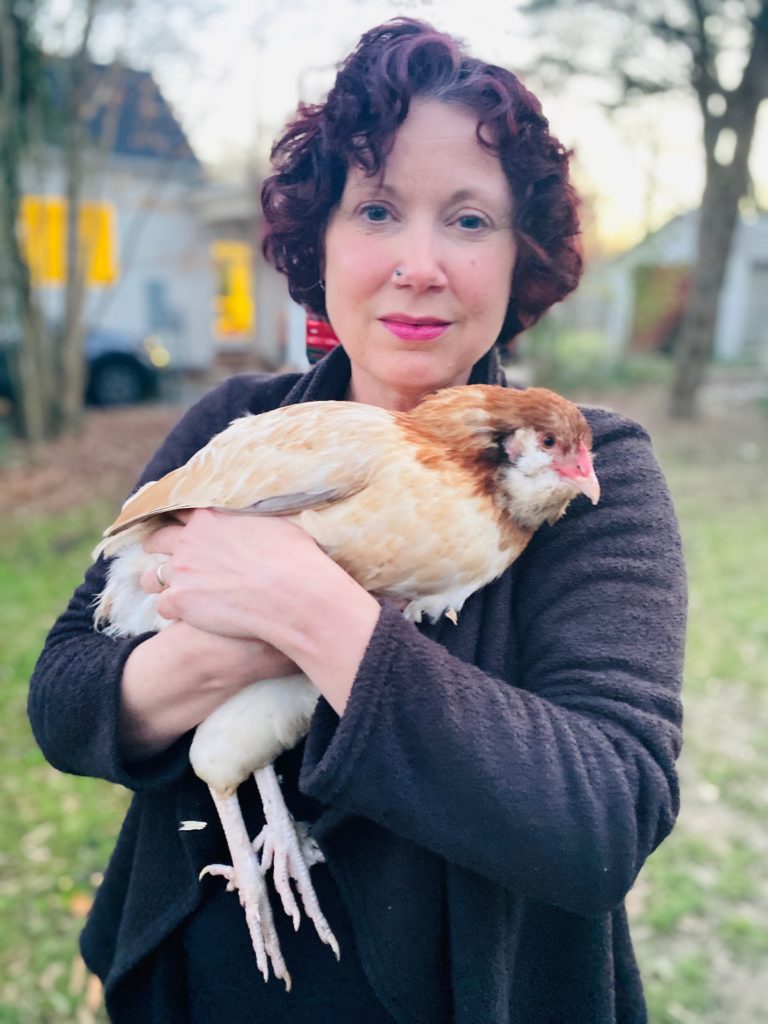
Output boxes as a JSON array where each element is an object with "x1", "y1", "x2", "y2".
[{"x1": 518, "y1": 0, "x2": 767, "y2": 416}]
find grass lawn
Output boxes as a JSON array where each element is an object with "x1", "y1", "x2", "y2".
[
  {"x1": 0, "y1": 503, "x2": 128, "y2": 1023},
  {"x1": 629, "y1": 443, "x2": 768, "y2": 1024},
  {"x1": 0, "y1": 384, "x2": 766, "y2": 1022}
]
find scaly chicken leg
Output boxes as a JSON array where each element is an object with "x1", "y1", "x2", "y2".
[
  {"x1": 199, "y1": 787, "x2": 291, "y2": 987},
  {"x1": 189, "y1": 674, "x2": 340, "y2": 986},
  {"x1": 253, "y1": 764, "x2": 339, "y2": 957}
]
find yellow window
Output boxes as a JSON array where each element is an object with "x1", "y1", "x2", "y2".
[
  {"x1": 211, "y1": 240, "x2": 255, "y2": 340},
  {"x1": 19, "y1": 196, "x2": 118, "y2": 287},
  {"x1": 79, "y1": 203, "x2": 118, "y2": 285}
]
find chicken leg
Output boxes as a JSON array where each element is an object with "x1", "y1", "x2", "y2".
[
  {"x1": 252, "y1": 764, "x2": 340, "y2": 958},
  {"x1": 200, "y1": 787, "x2": 291, "y2": 987},
  {"x1": 189, "y1": 674, "x2": 340, "y2": 980}
]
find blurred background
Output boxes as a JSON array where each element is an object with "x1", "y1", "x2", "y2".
[{"x1": 0, "y1": 1, "x2": 766, "y2": 1021}]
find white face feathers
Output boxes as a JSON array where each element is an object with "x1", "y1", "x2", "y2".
[{"x1": 498, "y1": 427, "x2": 585, "y2": 530}]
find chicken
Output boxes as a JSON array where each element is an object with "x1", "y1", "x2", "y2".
[{"x1": 92, "y1": 383, "x2": 600, "y2": 988}]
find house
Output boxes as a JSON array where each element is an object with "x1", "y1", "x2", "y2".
[
  {"x1": 190, "y1": 181, "x2": 309, "y2": 373},
  {"x1": 601, "y1": 210, "x2": 768, "y2": 364},
  {"x1": 16, "y1": 60, "x2": 303, "y2": 391}
]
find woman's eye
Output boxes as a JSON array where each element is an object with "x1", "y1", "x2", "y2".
[
  {"x1": 361, "y1": 204, "x2": 391, "y2": 223},
  {"x1": 456, "y1": 213, "x2": 488, "y2": 231}
]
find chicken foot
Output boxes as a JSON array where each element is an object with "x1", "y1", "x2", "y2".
[
  {"x1": 252, "y1": 764, "x2": 341, "y2": 960},
  {"x1": 200, "y1": 788, "x2": 292, "y2": 990}
]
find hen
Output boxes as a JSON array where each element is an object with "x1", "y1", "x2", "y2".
[{"x1": 93, "y1": 383, "x2": 600, "y2": 988}]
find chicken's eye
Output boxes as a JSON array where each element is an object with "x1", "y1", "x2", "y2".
[{"x1": 542, "y1": 434, "x2": 556, "y2": 449}]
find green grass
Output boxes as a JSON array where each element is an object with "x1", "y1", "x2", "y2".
[
  {"x1": 720, "y1": 915, "x2": 768, "y2": 962},
  {"x1": 0, "y1": 504, "x2": 128, "y2": 1023},
  {"x1": 627, "y1": 416, "x2": 768, "y2": 1023},
  {"x1": 1, "y1": 389, "x2": 767, "y2": 1022},
  {"x1": 644, "y1": 953, "x2": 716, "y2": 1024}
]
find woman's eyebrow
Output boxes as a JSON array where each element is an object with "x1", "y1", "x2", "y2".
[{"x1": 354, "y1": 181, "x2": 504, "y2": 208}]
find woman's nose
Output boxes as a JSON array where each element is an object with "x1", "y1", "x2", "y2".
[{"x1": 393, "y1": 225, "x2": 448, "y2": 291}]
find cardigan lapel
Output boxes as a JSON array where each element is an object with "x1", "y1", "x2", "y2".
[{"x1": 279, "y1": 342, "x2": 505, "y2": 408}]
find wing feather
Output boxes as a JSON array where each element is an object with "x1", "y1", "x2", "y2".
[{"x1": 101, "y1": 401, "x2": 393, "y2": 542}]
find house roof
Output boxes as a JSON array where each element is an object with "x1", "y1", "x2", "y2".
[
  {"x1": 43, "y1": 59, "x2": 200, "y2": 166},
  {"x1": 609, "y1": 208, "x2": 768, "y2": 268}
]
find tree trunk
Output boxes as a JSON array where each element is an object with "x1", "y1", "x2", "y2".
[
  {"x1": 668, "y1": 161, "x2": 747, "y2": 417},
  {"x1": 59, "y1": 131, "x2": 87, "y2": 434},
  {"x1": 58, "y1": 3, "x2": 98, "y2": 435},
  {"x1": 669, "y1": 3, "x2": 768, "y2": 418},
  {"x1": 16, "y1": 300, "x2": 52, "y2": 445},
  {"x1": 0, "y1": 0, "x2": 52, "y2": 445}
]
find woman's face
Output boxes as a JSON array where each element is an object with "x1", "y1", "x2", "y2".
[{"x1": 323, "y1": 99, "x2": 517, "y2": 410}]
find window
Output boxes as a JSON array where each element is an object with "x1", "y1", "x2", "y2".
[
  {"x1": 210, "y1": 240, "x2": 255, "y2": 340},
  {"x1": 18, "y1": 196, "x2": 119, "y2": 287}
]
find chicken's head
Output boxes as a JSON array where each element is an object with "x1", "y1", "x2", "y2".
[{"x1": 407, "y1": 384, "x2": 600, "y2": 532}]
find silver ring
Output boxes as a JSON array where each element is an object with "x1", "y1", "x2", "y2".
[{"x1": 155, "y1": 561, "x2": 168, "y2": 588}]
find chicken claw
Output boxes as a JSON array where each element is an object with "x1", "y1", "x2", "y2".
[
  {"x1": 253, "y1": 765, "x2": 341, "y2": 960},
  {"x1": 202, "y1": 789, "x2": 292, "y2": 990}
]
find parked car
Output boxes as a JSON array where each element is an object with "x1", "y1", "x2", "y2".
[
  {"x1": 85, "y1": 328, "x2": 173, "y2": 405},
  {"x1": 0, "y1": 327, "x2": 173, "y2": 408}
]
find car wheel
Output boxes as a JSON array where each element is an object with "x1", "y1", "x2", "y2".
[{"x1": 89, "y1": 359, "x2": 146, "y2": 406}]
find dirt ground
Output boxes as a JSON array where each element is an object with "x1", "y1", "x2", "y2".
[{"x1": 0, "y1": 404, "x2": 183, "y2": 521}]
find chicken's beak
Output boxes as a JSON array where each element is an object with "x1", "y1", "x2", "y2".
[
  {"x1": 554, "y1": 443, "x2": 601, "y2": 505},
  {"x1": 576, "y1": 468, "x2": 601, "y2": 505}
]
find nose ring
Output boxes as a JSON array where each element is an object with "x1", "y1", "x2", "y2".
[{"x1": 392, "y1": 268, "x2": 403, "y2": 280}]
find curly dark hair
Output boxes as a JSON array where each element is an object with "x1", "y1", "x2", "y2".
[{"x1": 261, "y1": 18, "x2": 582, "y2": 342}]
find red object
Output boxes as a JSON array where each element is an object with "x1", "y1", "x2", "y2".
[{"x1": 306, "y1": 318, "x2": 340, "y2": 364}]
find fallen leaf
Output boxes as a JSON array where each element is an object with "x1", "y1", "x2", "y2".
[{"x1": 69, "y1": 892, "x2": 94, "y2": 918}]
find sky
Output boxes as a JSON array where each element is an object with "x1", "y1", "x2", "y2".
[{"x1": 43, "y1": 0, "x2": 768, "y2": 254}]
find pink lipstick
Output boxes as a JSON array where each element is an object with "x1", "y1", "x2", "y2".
[{"x1": 380, "y1": 316, "x2": 451, "y2": 342}]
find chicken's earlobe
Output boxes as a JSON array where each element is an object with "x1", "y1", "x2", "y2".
[{"x1": 501, "y1": 432, "x2": 522, "y2": 465}]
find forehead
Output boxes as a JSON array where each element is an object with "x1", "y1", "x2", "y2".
[{"x1": 343, "y1": 99, "x2": 512, "y2": 209}]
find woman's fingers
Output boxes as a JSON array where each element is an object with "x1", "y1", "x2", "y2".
[
  {"x1": 139, "y1": 558, "x2": 171, "y2": 594},
  {"x1": 140, "y1": 522, "x2": 181, "y2": 594},
  {"x1": 141, "y1": 510, "x2": 205, "y2": 555},
  {"x1": 138, "y1": 513, "x2": 219, "y2": 598},
  {"x1": 143, "y1": 524, "x2": 184, "y2": 554}
]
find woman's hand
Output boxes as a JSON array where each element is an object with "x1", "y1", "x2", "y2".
[
  {"x1": 119, "y1": 620, "x2": 300, "y2": 761},
  {"x1": 141, "y1": 509, "x2": 330, "y2": 643},
  {"x1": 121, "y1": 518, "x2": 311, "y2": 760},
  {"x1": 141, "y1": 509, "x2": 381, "y2": 715}
]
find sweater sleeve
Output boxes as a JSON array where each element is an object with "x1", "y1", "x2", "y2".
[
  {"x1": 301, "y1": 412, "x2": 686, "y2": 916},
  {"x1": 27, "y1": 374, "x2": 295, "y2": 790}
]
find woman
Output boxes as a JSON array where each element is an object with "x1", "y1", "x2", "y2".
[{"x1": 29, "y1": 18, "x2": 686, "y2": 1024}]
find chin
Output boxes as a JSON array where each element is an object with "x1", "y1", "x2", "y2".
[{"x1": 380, "y1": 349, "x2": 473, "y2": 394}]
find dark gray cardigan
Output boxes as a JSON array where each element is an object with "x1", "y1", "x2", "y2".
[{"x1": 28, "y1": 346, "x2": 686, "y2": 1023}]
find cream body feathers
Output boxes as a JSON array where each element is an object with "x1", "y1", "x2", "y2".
[
  {"x1": 95, "y1": 395, "x2": 530, "y2": 631},
  {"x1": 188, "y1": 675, "x2": 319, "y2": 795},
  {"x1": 94, "y1": 385, "x2": 599, "y2": 788}
]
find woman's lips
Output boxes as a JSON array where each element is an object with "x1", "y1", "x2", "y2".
[{"x1": 379, "y1": 318, "x2": 451, "y2": 342}]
